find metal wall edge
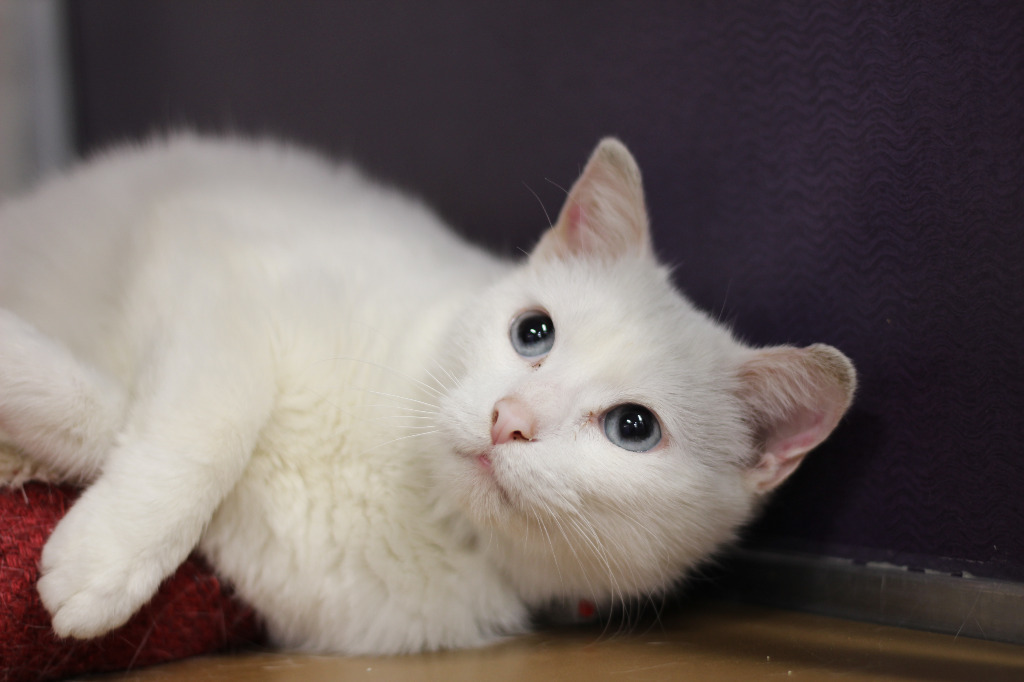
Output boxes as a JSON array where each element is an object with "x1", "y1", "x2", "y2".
[{"x1": 716, "y1": 549, "x2": 1024, "y2": 645}]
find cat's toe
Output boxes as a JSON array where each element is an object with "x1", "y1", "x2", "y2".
[
  {"x1": 39, "y1": 573, "x2": 135, "y2": 639},
  {"x1": 38, "y1": 546, "x2": 144, "y2": 639},
  {"x1": 38, "y1": 503, "x2": 164, "y2": 639}
]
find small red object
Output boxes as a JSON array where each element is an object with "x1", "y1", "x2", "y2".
[
  {"x1": 0, "y1": 483, "x2": 264, "y2": 682},
  {"x1": 577, "y1": 599, "x2": 597, "y2": 620}
]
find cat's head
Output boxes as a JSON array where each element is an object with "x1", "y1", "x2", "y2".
[{"x1": 434, "y1": 139, "x2": 855, "y2": 608}]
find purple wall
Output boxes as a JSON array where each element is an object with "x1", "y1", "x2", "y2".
[{"x1": 69, "y1": 1, "x2": 1024, "y2": 580}]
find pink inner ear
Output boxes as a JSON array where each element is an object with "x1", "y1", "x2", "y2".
[
  {"x1": 739, "y1": 344, "x2": 856, "y2": 493},
  {"x1": 560, "y1": 199, "x2": 594, "y2": 255},
  {"x1": 567, "y1": 200, "x2": 584, "y2": 230},
  {"x1": 530, "y1": 139, "x2": 651, "y2": 264},
  {"x1": 753, "y1": 409, "x2": 831, "y2": 492}
]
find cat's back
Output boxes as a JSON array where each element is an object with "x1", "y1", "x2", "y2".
[
  {"x1": 0, "y1": 133, "x2": 478, "y2": 288},
  {"x1": 0, "y1": 134, "x2": 498, "y2": 370}
]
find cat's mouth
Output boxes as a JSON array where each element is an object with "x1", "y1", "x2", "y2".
[{"x1": 466, "y1": 450, "x2": 517, "y2": 509}]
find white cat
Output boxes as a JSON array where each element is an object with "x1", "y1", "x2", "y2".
[{"x1": 0, "y1": 135, "x2": 855, "y2": 654}]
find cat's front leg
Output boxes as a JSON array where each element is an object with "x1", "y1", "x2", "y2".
[
  {"x1": 37, "y1": 344, "x2": 276, "y2": 638},
  {"x1": 38, "y1": 451, "x2": 213, "y2": 638},
  {"x1": 0, "y1": 308, "x2": 125, "y2": 483}
]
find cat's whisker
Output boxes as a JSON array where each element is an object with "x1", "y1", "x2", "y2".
[
  {"x1": 530, "y1": 510, "x2": 566, "y2": 594},
  {"x1": 564, "y1": 523, "x2": 620, "y2": 644},
  {"x1": 298, "y1": 389, "x2": 439, "y2": 435},
  {"x1": 565, "y1": 512, "x2": 628, "y2": 639},
  {"x1": 544, "y1": 176, "x2": 570, "y2": 197},
  {"x1": 362, "y1": 403, "x2": 438, "y2": 416},
  {"x1": 522, "y1": 181, "x2": 554, "y2": 229},
  {"x1": 299, "y1": 386, "x2": 359, "y2": 419},
  {"x1": 552, "y1": 509, "x2": 598, "y2": 577},
  {"x1": 613, "y1": 506, "x2": 668, "y2": 554},
  {"x1": 716, "y1": 277, "x2": 733, "y2": 324},
  {"x1": 355, "y1": 388, "x2": 440, "y2": 411},
  {"x1": 421, "y1": 365, "x2": 451, "y2": 395},
  {"x1": 376, "y1": 425, "x2": 438, "y2": 433},
  {"x1": 372, "y1": 421, "x2": 436, "y2": 428},
  {"x1": 545, "y1": 511, "x2": 599, "y2": 613},
  {"x1": 315, "y1": 355, "x2": 446, "y2": 399},
  {"x1": 624, "y1": 508, "x2": 679, "y2": 576},
  {"x1": 637, "y1": 589, "x2": 668, "y2": 639},
  {"x1": 351, "y1": 430, "x2": 440, "y2": 459},
  {"x1": 367, "y1": 414, "x2": 435, "y2": 422},
  {"x1": 429, "y1": 356, "x2": 460, "y2": 389},
  {"x1": 522, "y1": 508, "x2": 531, "y2": 548}
]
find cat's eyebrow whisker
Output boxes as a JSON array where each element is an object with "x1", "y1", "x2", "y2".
[
  {"x1": 544, "y1": 176, "x2": 569, "y2": 197},
  {"x1": 522, "y1": 181, "x2": 553, "y2": 228},
  {"x1": 716, "y1": 277, "x2": 733, "y2": 324}
]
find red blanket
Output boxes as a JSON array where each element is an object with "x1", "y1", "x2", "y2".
[{"x1": 0, "y1": 484, "x2": 263, "y2": 682}]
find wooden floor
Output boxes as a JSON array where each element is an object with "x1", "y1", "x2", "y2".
[{"x1": 93, "y1": 600, "x2": 1024, "y2": 681}]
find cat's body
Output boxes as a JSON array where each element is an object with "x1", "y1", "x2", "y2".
[{"x1": 0, "y1": 135, "x2": 855, "y2": 654}]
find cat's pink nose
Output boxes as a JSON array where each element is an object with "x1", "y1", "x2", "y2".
[{"x1": 491, "y1": 397, "x2": 537, "y2": 445}]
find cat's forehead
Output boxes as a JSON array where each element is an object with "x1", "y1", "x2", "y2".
[{"x1": 509, "y1": 257, "x2": 739, "y2": 388}]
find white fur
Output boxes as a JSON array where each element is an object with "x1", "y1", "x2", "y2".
[{"x1": 0, "y1": 135, "x2": 854, "y2": 654}]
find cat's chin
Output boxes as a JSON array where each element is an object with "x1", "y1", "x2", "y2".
[
  {"x1": 469, "y1": 452, "x2": 515, "y2": 507},
  {"x1": 468, "y1": 448, "x2": 524, "y2": 507},
  {"x1": 445, "y1": 447, "x2": 526, "y2": 528}
]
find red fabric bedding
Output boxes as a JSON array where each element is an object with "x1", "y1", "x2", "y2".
[{"x1": 0, "y1": 483, "x2": 263, "y2": 682}]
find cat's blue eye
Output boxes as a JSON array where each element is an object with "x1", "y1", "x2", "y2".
[
  {"x1": 510, "y1": 310, "x2": 555, "y2": 359},
  {"x1": 603, "y1": 404, "x2": 662, "y2": 452}
]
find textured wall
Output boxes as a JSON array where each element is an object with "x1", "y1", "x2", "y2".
[{"x1": 68, "y1": 1, "x2": 1024, "y2": 580}]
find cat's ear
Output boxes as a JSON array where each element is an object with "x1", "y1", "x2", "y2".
[
  {"x1": 531, "y1": 138, "x2": 651, "y2": 263},
  {"x1": 737, "y1": 344, "x2": 856, "y2": 493}
]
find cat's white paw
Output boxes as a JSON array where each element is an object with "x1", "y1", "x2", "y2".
[{"x1": 38, "y1": 501, "x2": 166, "y2": 639}]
